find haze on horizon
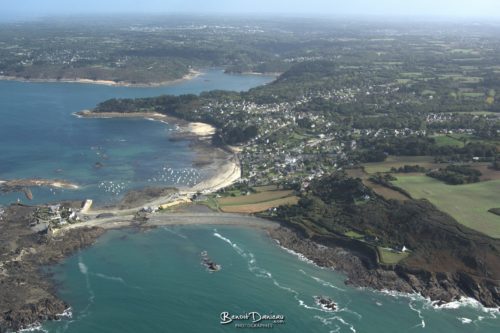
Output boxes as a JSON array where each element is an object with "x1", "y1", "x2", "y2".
[{"x1": 2, "y1": 0, "x2": 500, "y2": 21}]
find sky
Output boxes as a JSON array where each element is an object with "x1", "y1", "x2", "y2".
[{"x1": 2, "y1": 0, "x2": 500, "y2": 20}]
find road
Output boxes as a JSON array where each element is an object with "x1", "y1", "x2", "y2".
[{"x1": 62, "y1": 212, "x2": 280, "y2": 231}]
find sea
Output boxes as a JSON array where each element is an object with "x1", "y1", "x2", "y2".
[
  {"x1": 0, "y1": 69, "x2": 272, "y2": 206},
  {"x1": 1, "y1": 71, "x2": 498, "y2": 333}
]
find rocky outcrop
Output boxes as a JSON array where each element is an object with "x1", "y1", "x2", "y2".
[
  {"x1": 270, "y1": 227, "x2": 500, "y2": 308},
  {"x1": 0, "y1": 204, "x2": 105, "y2": 332},
  {"x1": 1, "y1": 298, "x2": 67, "y2": 333}
]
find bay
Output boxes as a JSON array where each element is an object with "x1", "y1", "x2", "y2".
[{"x1": 0, "y1": 70, "x2": 273, "y2": 205}]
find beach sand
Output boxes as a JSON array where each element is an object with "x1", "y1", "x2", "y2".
[
  {"x1": 0, "y1": 179, "x2": 79, "y2": 190},
  {"x1": 186, "y1": 122, "x2": 216, "y2": 136},
  {"x1": 76, "y1": 110, "x2": 216, "y2": 139},
  {"x1": 73, "y1": 110, "x2": 241, "y2": 216},
  {"x1": 189, "y1": 156, "x2": 240, "y2": 193}
]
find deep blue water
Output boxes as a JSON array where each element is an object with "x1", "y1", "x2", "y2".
[{"x1": 0, "y1": 70, "x2": 273, "y2": 205}]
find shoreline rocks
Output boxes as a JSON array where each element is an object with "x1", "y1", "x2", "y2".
[
  {"x1": 269, "y1": 226, "x2": 500, "y2": 309},
  {"x1": 0, "y1": 204, "x2": 105, "y2": 332}
]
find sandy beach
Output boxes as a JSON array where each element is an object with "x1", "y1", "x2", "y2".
[
  {"x1": 73, "y1": 108, "x2": 240, "y2": 215},
  {"x1": 76, "y1": 110, "x2": 169, "y2": 121},
  {"x1": 189, "y1": 156, "x2": 241, "y2": 193},
  {"x1": 0, "y1": 69, "x2": 202, "y2": 87},
  {"x1": 186, "y1": 122, "x2": 216, "y2": 136},
  {"x1": 76, "y1": 110, "x2": 217, "y2": 138},
  {"x1": 0, "y1": 179, "x2": 79, "y2": 190}
]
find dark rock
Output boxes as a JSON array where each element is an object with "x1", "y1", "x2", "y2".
[
  {"x1": 269, "y1": 226, "x2": 500, "y2": 308},
  {"x1": 0, "y1": 204, "x2": 105, "y2": 332}
]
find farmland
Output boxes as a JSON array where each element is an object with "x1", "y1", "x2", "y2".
[
  {"x1": 218, "y1": 190, "x2": 294, "y2": 206},
  {"x1": 215, "y1": 188, "x2": 299, "y2": 213},
  {"x1": 219, "y1": 196, "x2": 299, "y2": 213},
  {"x1": 393, "y1": 176, "x2": 500, "y2": 238},
  {"x1": 432, "y1": 134, "x2": 466, "y2": 148},
  {"x1": 363, "y1": 156, "x2": 439, "y2": 174},
  {"x1": 377, "y1": 247, "x2": 410, "y2": 265}
]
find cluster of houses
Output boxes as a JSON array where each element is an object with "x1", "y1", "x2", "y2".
[
  {"x1": 188, "y1": 83, "x2": 450, "y2": 188},
  {"x1": 30, "y1": 202, "x2": 89, "y2": 233}
]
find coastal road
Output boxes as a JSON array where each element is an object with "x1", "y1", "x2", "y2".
[
  {"x1": 63, "y1": 212, "x2": 280, "y2": 231},
  {"x1": 148, "y1": 212, "x2": 280, "y2": 229}
]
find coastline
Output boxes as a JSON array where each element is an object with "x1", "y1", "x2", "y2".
[
  {"x1": 75, "y1": 110, "x2": 216, "y2": 138},
  {"x1": 224, "y1": 70, "x2": 282, "y2": 77},
  {"x1": 2, "y1": 93, "x2": 498, "y2": 331},
  {"x1": 69, "y1": 109, "x2": 500, "y2": 311},
  {"x1": 0, "y1": 69, "x2": 202, "y2": 88},
  {"x1": 73, "y1": 109, "x2": 240, "y2": 213},
  {"x1": 0, "y1": 178, "x2": 79, "y2": 190},
  {"x1": 269, "y1": 226, "x2": 500, "y2": 310}
]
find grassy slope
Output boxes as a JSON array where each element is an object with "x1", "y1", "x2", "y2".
[
  {"x1": 393, "y1": 176, "x2": 500, "y2": 238},
  {"x1": 220, "y1": 196, "x2": 299, "y2": 213},
  {"x1": 218, "y1": 190, "x2": 293, "y2": 206},
  {"x1": 363, "y1": 156, "x2": 437, "y2": 174}
]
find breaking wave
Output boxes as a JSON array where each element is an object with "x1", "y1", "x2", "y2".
[
  {"x1": 213, "y1": 230, "x2": 358, "y2": 332},
  {"x1": 299, "y1": 269, "x2": 345, "y2": 292}
]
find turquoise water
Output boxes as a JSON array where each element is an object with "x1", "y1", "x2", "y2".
[
  {"x1": 0, "y1": 70, "x2": 273, "y2": 206},
  {"x1": 44, "y1": 226, "x2": 500, "y2": 333}
]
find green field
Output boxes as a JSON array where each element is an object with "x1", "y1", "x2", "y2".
[
  {"x1": 446, "y1": 111, "x2": 498, "y2": 115},
  {"x1": 218, "y1": 190, "x2": 294, "y2": 206},
  {"x1": 432, "y1": 134, "x2": 466, "y2": 148},
  {"x1": 393, "y1": 176, "x2": 500, "y2": 238},
  {"x1": 377, "y1": 247, "x2": 410, "y2": 265},
  {"x1": 363, "y1": 155, "x2": 436, "y2": 174},
  {"x1": 344, "y1": 230, "x2": 365, "y2": 240},
  {"x1": 400, "y1": 72, "x2": 422, "y2": 78},
  {"x1": 220, "y1": 196, "x2": 299, "y2": 213},
  {"x1": 216, "y1": 188, "x2": 299, "y2": 213}
]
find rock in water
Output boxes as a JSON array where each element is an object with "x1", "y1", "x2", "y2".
[{"x1": 23, "y1": 188, "x2": 33, "y2": 200}]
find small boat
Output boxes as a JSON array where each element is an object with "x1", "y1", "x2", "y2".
[
  {"x1": 201, "y1": 251, "x2": 221, "y2": 272},
  {"x1": 314, "y1": 296, "x2": 337, "y2": 311}
]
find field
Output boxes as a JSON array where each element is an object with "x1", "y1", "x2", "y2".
[
  {"x1": 346, "y1": 167, "x2": 410, "y2": 201},
  {"x1": 220, "y1": 196, "x2": 299, "y2": 213},
  {"x1": 218, "y1": 190, "x2": 293, "y2": 205},
  {"x1": 377, "y1": 247, "x2": 410, "y2": 265},
  {"x1": 362, "y1": 180, "x2": 410, "y2": 201},
  {"x1": 217, "y1": 188, "x2": 299, "y2": 213},
  {"x1": 363, "y1": 156, "x2": 438, "y2": 174},
  {"x1": 432, "y1": 134, "x2": 466, "y2": 148},
  {"x1": 393, "y1": 176, "x2": 500, "y2": 238}
]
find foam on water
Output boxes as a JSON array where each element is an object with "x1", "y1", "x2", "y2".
[
  {"x1": 162, "y1": 226, "x2": 188, "y2": 239},
  {"x1": 57, "y1": 308, "x2": 73, "y2": 320},
  {"x1": 77, "y1": 262, "x2": 88, "y2": 275},
  {"x1": 458, "y1": 317, "x2": 473, "y2": 324},
  {"x1": 213, "y1": 230, "x2": 245, "y2": 256},
  {"x1": 274, "y1": 240, "x2": 316, "y2": 265},
  {"x1": 17, "y1": 322, "x2": 48, "y2": 333},
  {"x1": 432, "y1": 296, "x2": 500, "y2": 314},
  {"x1": 93, "y1": 273, "x2": 125, "y2": 284},
  {"x1": 314, "y1": 315, "x2": 357, "y2": 333},
  {"x1": 77, "y1": 256, "x2": 95, "y2": 307},
  {"x1": 299, "y1": 269, "x2": 345, "y2": 292},
  {"x1": 214, "y1": 230, "x2": 359, "y2": 332},
  {"x1": 409, "y1": 301, "x2": 426, "y2": 328}
]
